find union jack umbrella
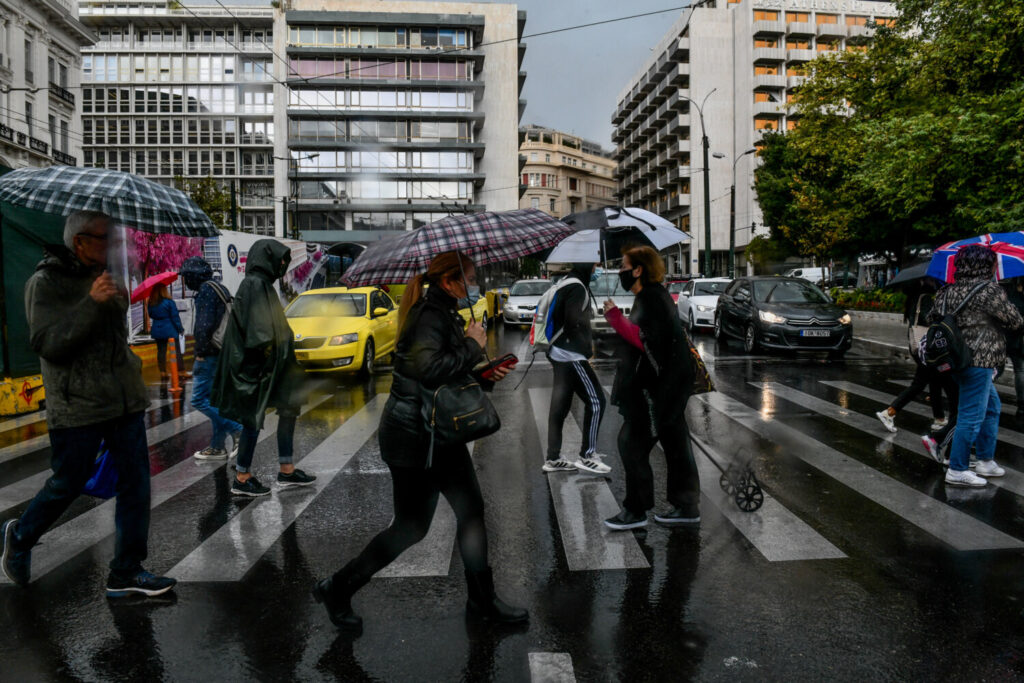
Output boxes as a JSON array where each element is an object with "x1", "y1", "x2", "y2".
[
  {"x1": 0, "y1": 166, "x2": 217, "y2": 237},
  {"x1": 342, "y1": 208, "x2": 575, "y2": 286},
  {"x1": 927, "y1": 232, "x2": 1024, "y2": 283}
]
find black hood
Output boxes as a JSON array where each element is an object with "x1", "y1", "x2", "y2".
[
  {"x1": 180, "y1": 256, "x2": 213, "y2": 291},
  {"x1": 246, "y1": 239, "x2": 291, "y2": 281},
  {"x1": 953, "y1": 244, "x2": 996, "y2": 282}
]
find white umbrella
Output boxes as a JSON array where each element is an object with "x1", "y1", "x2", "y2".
[{"x1": 546, "y1": 207, "x2": 690, "y2": 264}]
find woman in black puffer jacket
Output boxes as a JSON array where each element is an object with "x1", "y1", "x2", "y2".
[{"x1": 313, "y1": 251, "x2": 527, "y2": 633}]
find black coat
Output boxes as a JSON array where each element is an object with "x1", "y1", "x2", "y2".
[
  {"x1": 382, "y1": 286, "x2": 486, "y2": 468},
  {"x1": 611, "y1": 283, "x2": 694, "y2": 425},
  {"x1": 549, "y1": 266, "x2": 595, "y2": 358}
]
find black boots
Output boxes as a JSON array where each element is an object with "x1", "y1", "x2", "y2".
[
  {"x1": 465, "y1": 567, "x2": 529, "y2": 624},
  {"x1": 313, "y1": 575, "x2": 363, "y2": 634}
]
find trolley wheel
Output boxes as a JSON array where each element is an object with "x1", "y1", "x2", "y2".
[
  {"x1": 735, "y1": 483, "x2": 764, "y2": 512},
  {"x1": 719, "y1": 467, "x2": 738, "y2": 495}
]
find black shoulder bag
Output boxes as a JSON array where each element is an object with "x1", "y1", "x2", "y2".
[{"x1": 923, "y1": 282, "x2": 987, "y2": 373}]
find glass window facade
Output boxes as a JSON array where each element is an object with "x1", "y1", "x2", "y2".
[{"x1": 288, "y1": 25, "x2": 469, "y2": 49}]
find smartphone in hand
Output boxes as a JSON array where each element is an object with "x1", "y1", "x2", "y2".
[{"x1": 479, "y1": 353, "x2": 518, "y2": 381}]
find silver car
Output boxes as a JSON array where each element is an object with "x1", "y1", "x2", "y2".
[
  {"x1": 677, "y1": 277, "x2": 732, "y2": 333},
  {"x1": 501, "y1": 279, "x2": 553, "y2": 327},
  {"x1": 590, "y1": 272, "x2": 634, "y2": 336}
]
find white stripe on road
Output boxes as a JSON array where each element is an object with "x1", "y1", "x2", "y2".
[
  {"x1": 824, "y1": 380, "x2": 1024, "y2": 449},
  {"x1": 5, "y1": 397, "x2": 331, "y2": 584},
  {"x1": 762, "y1": 382, "x2": 1024, "y2": 499},
  {"x1": 887, "y1": 378, "x2": 1018, "y2": 415},
  {"x1": 529, "y1": 387, "x2": 649, "y2": 571},
  {"x1": 0, "y1": 409, "x2": 48, "y2": 431},
  {"x1": 0, "y1": 398, "x2": 174, "y2": 466},
  {"x1": 699, "y1": 391, "x2": 1023, "y2": 551},
  {"x1": 690, "y1": 435, "x2": 846, "y2": 562},
  {"x1": 373, "y1": 442, "x2": 474, "y2": 579},
  {"x1": 170, "y1": 395, "x2": 385, "y2": 582},
  {"x1": 529, "y1": 653, "x2": 577, "y2": 683},
  {"x1": 0, "y1": 401, "x2": 203, "y2": 513}
]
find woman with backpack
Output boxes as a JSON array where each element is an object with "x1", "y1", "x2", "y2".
[
  {"x1": 147, "y1": 284, "x2": 184, "y2": 381},
  {"x1": 928, "y1": 245, "x2": 1023, "y2": 487},
  {"x1": 601, "y1": 246, "x2": 701, "y2": 530},
  {"x1": 312, "y1": 251, "x2": 527, "y2": 634}
]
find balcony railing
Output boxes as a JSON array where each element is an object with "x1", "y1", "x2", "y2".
[
  {"x1": 29, "y1": 137, "x2": 49, "y2": 154},
  {"x1": 0, "y1": 123, "x2": 12, "y2": 142},
  {"x1": 53, "y1": 150, "x2": 76, "y2": 166},
  {"x1": 48, "y1": 82, "x2": 74, "y2": 106}
]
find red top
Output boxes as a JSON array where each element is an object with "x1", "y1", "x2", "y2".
[{"x1": 605, "y1": 306, "x2": 643, "y2": 350}]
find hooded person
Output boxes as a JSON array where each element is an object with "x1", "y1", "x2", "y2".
[
  {"x1": 210, "y1": 239, "x2": 316, "y2": 496},
  {"x1": 180, "y1": 257, "x2": 243, "y2": 461},
  {"x1": 542, "y1": 263, "x2": 610, "y2": 475},
  {"x1": 928, "y1": 244, "x2": 1023, "y2": 487}
]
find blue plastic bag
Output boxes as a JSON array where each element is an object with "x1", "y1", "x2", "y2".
[{"x1": 83, "y1": 441, "x2": 118, "y2": 499}]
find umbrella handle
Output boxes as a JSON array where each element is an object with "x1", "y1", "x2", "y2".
[{"x1": 455, "y1": 248, "x2": 491, "y2": 364}]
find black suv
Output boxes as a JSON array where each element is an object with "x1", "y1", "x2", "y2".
[{"x1": 714, "y1": 277, "x2": 853, "y2": 358}]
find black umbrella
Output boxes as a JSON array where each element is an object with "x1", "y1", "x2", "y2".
[{"x1": 883, "y1": 262, "x2": 938, "y2": 290}]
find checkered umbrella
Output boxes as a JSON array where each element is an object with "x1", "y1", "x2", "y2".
[
  {"x1": 0, "y1": 166, "x2": 217, "y2": 237},
  {"x1": 342, "y1": 208, "x2": 575, "y2": 286}
]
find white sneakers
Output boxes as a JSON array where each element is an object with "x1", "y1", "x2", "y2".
[
  {"x1": 542, "y1": 459, "x2": 576, "y2": 473},
  {"x1": 945, "y1": 468, "x2": 988, "y2": 487},
  {"x1": 973, "y1": 459, "x2": 1005, "y2": 478},
  {"x1": 875, "y1": 410, "x2": 897, "y2": 433},
  {"x1": 930, "y1": 417, "x2": 948, "y2": 431},
  {"x1": 575, "y1": 454, "x2": 612, "y2": 475},
  {"x1": 920, "y1": 435, "x2": 942, "y2": 463}
]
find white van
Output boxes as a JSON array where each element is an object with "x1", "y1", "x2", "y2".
[{"x1": 783, "y1": 267, "x2": 827, "y2": 286}]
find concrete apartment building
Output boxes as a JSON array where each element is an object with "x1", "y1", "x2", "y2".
[
  {"x1": 78, "y1": 0, "x2": 277, "y2": 234},
  {"x1": 612, "y1": 0, "x2": 896, "y2": 277},
  {"x1": 281, "y1": 0, "x2": 525, "y2": 243},
  {"x1": 519, "y1": 124, "x2": 616, "y2": 218},
  {"x1": 0, "y1": 0, "x2": 94, "y2": 170},
  {"x1": 77, "y1": 0, "x2": 525, "y2": 242}
]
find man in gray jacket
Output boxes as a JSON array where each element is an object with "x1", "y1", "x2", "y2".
[{"x1": 0, "y1": 210, "x2": 176, "y2": 597}]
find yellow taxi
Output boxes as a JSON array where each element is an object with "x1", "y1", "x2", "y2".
[{"x1": 284, "y1": 286, "x2": 398, "y2": 376}]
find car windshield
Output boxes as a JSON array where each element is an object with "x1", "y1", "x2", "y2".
[
  {"x1": 286, "y1": 293, "x2": 366, "y2": 318},
  {"x1": 510, "y1": 281, "x2": 552, "y2": 297},
  {"x1": 590, "y1": 273, "x2": 631, "y2": 297},
  {"x1": 667, "y1": 282, "x2": 687, "y2": 293},
  {"x1": 694, "y1": 281, "x2": 728, "y2": 296},
  {"x1": 753, "y1": 280, "x2": 830, "y2": 304}
]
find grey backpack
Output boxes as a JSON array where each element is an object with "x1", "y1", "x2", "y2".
[{"x1": 205, "y1": 281, "x2": 232, "y2": 351}]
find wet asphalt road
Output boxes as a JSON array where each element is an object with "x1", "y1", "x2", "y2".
[{"x1": 2, "y1": 324, "x2": 1024, "y2": 682}]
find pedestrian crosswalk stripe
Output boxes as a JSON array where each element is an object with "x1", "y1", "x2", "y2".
[
  {"x1": 690, "y1": 435, "x2": 847, "y2": 562},
  {"x1": 0, "y1": 408, "x2": 48, "y2": 432},
  {"x1": 823, "y1": 380, "x2": 1024, "y2": 449},
  {"x1": 761, "y1": 382, "x2": 1024, "y2": 499},
  {"x1": 170, "y1": 394, "x2": 386, "y2": 582},
  {"x1": 698, "y1": 391, "x2": 1024, "y2": 551},
  {"x1": 373, "y1": 443, "x2": 474, "y2": 579},
  {"x1": 529, "y1": 653, "x2": 577, "y2": 683},
  {"x1": 1, "y1": 397, "x2": 332, "y2": 584},
  {"x1": 887, "y1": 378, "x2": 1020, "y2": 415},
  {"x1": 0, "y1": 397, "x2": 174, "y2": 466},
  {"x1": 528, "y1": 387, "x2": 650, "y2": 571}
]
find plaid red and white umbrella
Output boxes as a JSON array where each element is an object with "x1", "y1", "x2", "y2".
[{"x1": 341, "y1": 208, "x2": 575, "y2": 286}]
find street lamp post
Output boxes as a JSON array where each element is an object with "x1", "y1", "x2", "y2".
[
  {"x1": 274, "y1": 152, "x2": 318, "y2": 240},
  {"x1": 728, "y1": 148, "x2": 758, "y2": 278},
  {"x1": 681, "y1": 89, "x2": 716, "y2": 277}
]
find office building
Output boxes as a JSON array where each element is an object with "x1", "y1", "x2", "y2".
[
  {"x1": 519, "y1": 124, "x2": 616, "y2": 218},
  {"x1": 612, "y1": 0, "x2": 896, "y2": 277},
  {"x1": 78, "y1": 0, "x2": 277, "y2": 234},
  {"x1": 0, "y1": 0, "x2": 94, "y2": 170},
  {"x1": 281, "y1": 0, "x2": 526, "y2": 243}
]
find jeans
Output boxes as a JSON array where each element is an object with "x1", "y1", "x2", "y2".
[
  {"x1": 190, "y1": 356, "x2": 242, "y2": 450},
  {"x1": 1011, "y1": 354, "x2": 1024, "y2": 412},
  {"x1": 333, "y1": 445, "x2": 488, "y2": 593},
  {"x1": 13, "y1": 412, "x2": 150, "y2": 577},
  {"x1": 949, "y1": 367, "x2": 1000, "y2": 472},
  {"x1": 618, "y1": 412, "x2": 701, "y2": 514},
  {"x1": 234, "y1": 413, "x2": 296, "y2": 474},
  {"x1": 547, "y1": 360, "x2": 606, "y2": 460}
]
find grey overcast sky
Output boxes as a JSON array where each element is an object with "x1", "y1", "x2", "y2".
[{"x1": 211, "y1": 0, "x2": 689, "y2": 150}]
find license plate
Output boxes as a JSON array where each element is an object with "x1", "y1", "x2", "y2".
[
  {"x1": 295, "y1": 351, "x2": 310, "y2": 360},
  {"x1": 800, "y1": 329, "x2": 831, "y2": 337}
]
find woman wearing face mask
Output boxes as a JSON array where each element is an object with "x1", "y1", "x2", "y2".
[
  {"x1": 601, "y1": 246, "x2": 700, "y2": 530},
  {"x1": 313, "y1": 251, "x2": 527, "y2": 634}
]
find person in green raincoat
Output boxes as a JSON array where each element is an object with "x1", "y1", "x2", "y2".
[{"x1": 211, "y1": 238, "x2": 316, "y2": 496}]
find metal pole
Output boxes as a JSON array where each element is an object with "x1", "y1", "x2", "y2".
[
  {"x1": 702, "y1": 128, "x2": 712, "y2": 277},
  {"x1": 290, "y1": 160, "x2": 297, "y2": 240},
  {"x1": 229, "y1": 179, "x2": 238, "y2": 232},
  {"x1": 728, "y1": 182, "x2": 736, "y2": 278}
]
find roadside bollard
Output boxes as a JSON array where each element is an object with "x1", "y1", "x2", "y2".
[{"x1": 168, "y1": 342, "x2": 182, "y2": 398}]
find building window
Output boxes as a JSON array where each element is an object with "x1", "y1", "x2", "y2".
[
  {"x1": 787, "y1": 65, "x2": 805, "y2": 76},
  {"x1": 49, "y1": 114, "x2": 56, "y2": 150},
  {"x1": 753, "y1": 10, "x2": 779, "y2": 21},
  {"x1": 846, "y1": 15, "x2": 869, "y2": 26},
  {"x1": 816, "y1": 13, "x2": 839, "y2": 24},
  {"x1": 24, "y1": 38, "x2": 32, "y2": 83},
  {"x1": 786, "y1": 12, "x2": 810, "y2": 22},
  {"x1": 817, "y1": 41, "x2": 839, "y2": 52},
  {"x1": 569, "y1": 178, "x2": 578, "y2": 191},
  {"x1": 754, "y1": 117, "x2": 776, "y2": 130},
  {"x1": 530, "y1": 197, "x2": 539, "y2": 209},
  {"x1": 25, "y1": 101, "x2": 32, "y2": 137},
  {"x1": 786, "y1": 39, "x2": 810, "y2": 49},
  {"x1": 754, "y1": 38, "x2": 778, "y2": 48},
  {"x1": 530, "y1": 152, "x2": 537, "y2": 161},
  {"x1": 549, "y1": 199, "x2": 556, "y2": 212},
  {"x1": 545, "y1": 153, "x2": 550, "y2": 162},
  {"x1": 754, "y1": 65, "x2": 780, "y2": 76}
]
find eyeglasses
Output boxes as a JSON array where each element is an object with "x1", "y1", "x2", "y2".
[{"x1": 79, "y1": 232, "x2": 109, "y2": 242}]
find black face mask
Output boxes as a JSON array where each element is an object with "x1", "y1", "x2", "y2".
[{"x1": 619, "y1": 268, "x2": 639, "y2": 291}]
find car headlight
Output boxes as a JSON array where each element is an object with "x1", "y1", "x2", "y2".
[
  {"x1": 839, "y1": 313, "x2": 852, "y2": 325},
  {"x1": 329, "y1": 333, "x2": 360, "y2": 346},
  {"x1": 759, "y1": 310, "x2": 787, "y2": 324},
  {"x1": 696, "y1": 304, "x2": 710, "y2": 312}
]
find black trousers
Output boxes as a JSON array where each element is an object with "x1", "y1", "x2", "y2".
[
  {"x1": 547, "y1": 360, "x2": 606, "y2": 460},
  {"x1": 334, "y1": 444, "x2": 488, "y2": 590},
  {"x1": 154, "y1": 337, "x2": 184, "y2": 375},
  {"x1": 618, "y1": 412, "x2": 700, "y2": 515},
  {"x1": 892, "y1": 358, "x2": 956, "y2": 420}
]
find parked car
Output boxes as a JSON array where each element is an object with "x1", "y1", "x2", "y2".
[
  {"x1": 666, "y1": 279, "x2": 693, "y2": 303},
  {"x1": 677, "y1": 277, "x2": 732, "y2": 333},
  {"x1": 501, "y1": 279, "x2": 553, "y2": 327},
  {"x1": 591, "y1": 271, "x2": 635, "y2": 336},
  {"x1": 286, "y1": 286, "x2": 398, "y2": 376},
  {"x1": 783, "y1": 267, "x2": 827, "y2": 285},
  {"x1": 714, "y1": 276, "x2": 852, "y2": 358},
  {"x1": 821, "y1": 271, "x2": 859, "y2": 289}
]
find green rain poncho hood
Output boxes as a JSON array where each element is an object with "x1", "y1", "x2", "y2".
[{"x1": 210, "y1": 239, "x2": 302, "y2": 430}]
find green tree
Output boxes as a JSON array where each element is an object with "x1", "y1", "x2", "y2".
[{"x1": 174, "y1": 176, "x2": 232, "y2": 232}]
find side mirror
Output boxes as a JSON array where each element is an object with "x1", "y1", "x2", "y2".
[{"x1": 373, "y1": 307, "x2": 389, "y2": 318}]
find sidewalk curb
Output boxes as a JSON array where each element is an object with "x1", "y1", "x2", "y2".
[{"x1": 854, "y1": 336, "x2": 911, "y2": 360}]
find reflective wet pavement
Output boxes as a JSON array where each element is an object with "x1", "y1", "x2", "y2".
[{"x1": 3, "y1": 327, "x2": 1024, "y2": 681}]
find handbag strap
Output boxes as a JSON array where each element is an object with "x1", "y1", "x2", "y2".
[{"x1": 944, "y1": 281, "x2": 988, "y2": 317}]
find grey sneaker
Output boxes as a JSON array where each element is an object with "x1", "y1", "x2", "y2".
[
  {"x1": 542, "y1": 459, "x2": 576, "y2": 473},
  {"x1": 193, "y1": 446, "x2": 228, "y2": 461},
  {"x1": 575, "y1": 454, "x2": 612, "y2": 475},
  {"x1": 974, "y1": 459, "x2": 1005, "y2": 478},
  {"x1": 875, "y1": 409, "x2": 897, "y2": 433},
  {"x1": 604, "y1": 509, "x2": 648, "y2": 531},
  {"x1": 654, "y1": 506, "x2": 701, "y2": 525},
  {"x1": 945, "y1": 468, "x2": 987, "y2": 488},
  {"x1": 278, "y1": 469, "x2": 317, "y2": 488},
  {"x1": 1, "y1": 519, "x2": 31, "y2": 587},
  {"x1": 231, "y1": 476, "x2": 271, "y2": 497}
]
